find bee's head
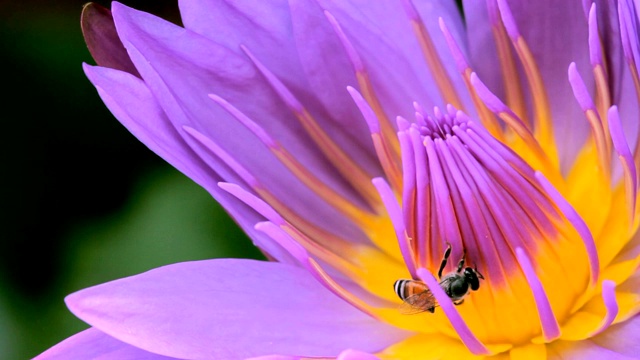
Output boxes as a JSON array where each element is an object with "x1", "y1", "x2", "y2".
[{"x1": 464, "y1": 266, "x2": 484, "y2": 291}]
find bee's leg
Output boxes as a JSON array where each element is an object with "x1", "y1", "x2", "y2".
[
  {"x1": 438, "y1": 242, "x2": 452, "y2": 279},
  {"x1": 456, "y1": 248, "x2": 467, "y2": 273},
  {"x1": 427, "y1": 306, "x2": 435, "y2": 313}
]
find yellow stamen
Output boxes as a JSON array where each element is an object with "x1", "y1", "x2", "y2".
[
  {"x1": 408, "y1": 17, "x2": 464, "y2": 111},
  {"x1": 491, "y1": 24, "x2": 528, "y2": 124},
  {"x1": 585, "y1": 109, "x2": 612, "y2": 173},
  {"x1": 593, "y1": 65, "x2": 612, "y2": 144},
  {"x1": 629, "y1": 63, "x2": 640, "y2": 167},
  {"x1": 355, "y1": 70, "x2": 402, "y2": 160},
  {"x1": 272, "y1": 145, "x2": 377, "y2": 224},
  {"x1": 292, "y1": 107, "x2": 382, "y2": 209},
  {"x1": 511, "y1": 37, "x2": 559, "y2": 167},
  {"x1": 371, "y1": 132, "x2": 403, "y2": 193},
  {"x1": 462, "y1": 68, "x2": 505, "y2": 140}
]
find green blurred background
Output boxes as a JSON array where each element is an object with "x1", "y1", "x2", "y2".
[{"x1": 0, "y1": 1, "x2": 261, "y2": 358}]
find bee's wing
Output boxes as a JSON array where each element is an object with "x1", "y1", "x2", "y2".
[{"x1": 398, "y1": 290, "x2": 437, "y2": 315}]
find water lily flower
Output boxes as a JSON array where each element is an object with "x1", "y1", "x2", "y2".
[{"x1": 38, "y1": 0, "x2": 640, "y2": 358}]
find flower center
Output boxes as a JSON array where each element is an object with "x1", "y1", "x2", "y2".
[{"x1": 379, "y1": 104, "x2": 596, "y2": 347}]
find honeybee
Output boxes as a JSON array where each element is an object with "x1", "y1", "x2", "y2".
[{"x1": 394, "y1": 243, "x2": 484, "y2": 314}]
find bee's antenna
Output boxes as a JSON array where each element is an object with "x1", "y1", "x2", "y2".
[{"x1": 474, "y1": 265, "x2": 485, "y2": 280}]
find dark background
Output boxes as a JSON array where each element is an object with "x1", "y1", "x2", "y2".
[{"x1": 0, "y1": 1, "x2": 260, "y2": 358}]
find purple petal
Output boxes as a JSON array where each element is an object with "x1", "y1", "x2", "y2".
[
  {"x1": 610, "y1": 0, "x2": 640, "y2": 147},
  {"x1": 81, "y1": 64, "x2": 298, "y2": 271},
  {"x1": 66, "y1": 259, "x2": 407, "y2": 359},
  {"x1": 81, "y1": 64, "x2": 215, "y2": 195},
  {"x1": 108, "y1": 2, "x2": 369, "y2": 244},
  {"x1": 591, "y1": 314, "x2": 640, "y2": 357},
  {"x1": 550, "y1": 315, "x2": 640, "y2": 359},
  {"x1": 35, "y1": 328, "x2": 178, "y2": 360},
  {"x1": 337, "y1": 349, "x2": 380, "y2": 360},
  {"x1": 549, "y1": 339, "x2": 636, "y2": 359},
  {"x1": 464, "y1": 0, "x2": 593, "y2": 168},
  {"x1": 177, "y1": 0, "x2": 380, "y2": 177},
  {"x1": 81, "y1": 3, "x2": 139, "y2": 76},
  {"x1": 291, "y1": 0, "x2": 455, "y2": 127}
]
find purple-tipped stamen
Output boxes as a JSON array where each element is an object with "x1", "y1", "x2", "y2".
[
  {"x1": 589, "y1": 280, "x2": 619, "y2": 336},
  {"x1": 349, "y1": 87, "x2": 403, "y2": 192},
  {"x1": 496, "y1": 0, "x2": 520, "y2": 40},
  {"x1": 608, "y1": 106, "x2": 638, "y2": 223},
  {"x1": 372, "y1": 177, "x2": 417, "y2": 279},
  {"x1": 398, "y1": 130, "x2": 417, "y2": 260},
  {"x1": 470, "y1": 73, "x2": 543, "y2": 156},
  {"x1": 568, "y1": 63, "x2": 599, "y2": 113},
  {"x1": 417, "y1": 268, "x2": 491, "y2": 355},
  {"x1": 619, "y1": 0, "x2": 640, "y2": 68},
  {"x1": 255, "y1": 221, "x2": 310, "y2": 265},
  {"x1": 348, "y1": 86, "x2": 380, "y2": 134},
  {"x1": 255, "y1": 222, "x2": 379, "y2": 319},
  {"x1": 439, "y1": 17, "x2": 468, "y2": 73},
  {"x1": 409, "y1": 127, "x2": 431, "y2": 266},
  {"x1": 324, "y1": 11, "x2": 364, "y2": 73},
  {"x1": 588, "y1": 3, "x2": 603, "y2": 67},
  {"x1": 243, "y1": 45, "x2": 379, "y2": 207},
  {"x1": 396, "y1": 116, "x2": 411, "y2": 131},
  {"x1": 534, "y1": 172, "x2": 600, "y2": 286},
  {"x1": 219, "y1": 182, "x2": 285, "y2": 225},
  {"x1": 568, "y1": 62, "x2": 611, "y2": 171},
  {"x1": 515, "y1": 248, "x2": 561, "y2": 342},
  {"x1": 184, "y1": 126, "x2": 258, "y2": 187}
]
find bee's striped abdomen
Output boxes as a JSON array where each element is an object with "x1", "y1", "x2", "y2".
[
  {"x1": 394, "y1": 279, "x2": 409, "y2": 300},
  {"x1": 394, "y1": 279, "x2": 429, "y2": 300}
]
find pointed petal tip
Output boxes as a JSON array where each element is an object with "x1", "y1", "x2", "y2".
[
  {"x1": 496, "y1": 0, "x2": 520, "y2": 40},
  {"x1": 568, "y1": 62, "x2": 595, "y2": 112},
  {"x1": 396, "y1": 116, "x2": 410, "y2": 131},
  {"x1": 207, "y1": 93, "x2": 223, "y2": 103},
  {"x1": 469, "y1": 72, "x2": 506, "y2": 113},
  {"x1": 587, "y1": 3, "x2": 602, "y2": 66},
  {"x1": 81, "y1": 1, "x2": 139, "y2": 76},
  {"x1": 438, "y1": 16, "x2": 468, "y2": 72},
  {"x1": 347, "y1": 87, "x2": 380, "y2": 134}
]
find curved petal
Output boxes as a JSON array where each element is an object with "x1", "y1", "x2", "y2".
[
  {"x1": 81, "y1": 3, "x2": 139, "y2": 76},
  {"x1": 464, "y1": 0, "x2": 593, "y2": 167},
  {"x1": 549, "y1": 339, "x2": 636, "y2": 360},
  {"x1": 591, "y1": 314, "x2": 640, "y2": 356},
  {"x1": 109, "y1": 2, "x2": 370, "y2": 243},
  {"x1": 312, "y1": 0, "x2": 472, "y2": 116},
  {"x1": 177, "y1": 0, "x2": 381, "y2": 178},
  {"x1": 65, "y1": 259, "x2": 409, "y2": 359},
  {"x1": 551, "y1": 315, "x2": 640, "y2": 359},
  {"x1": 82, "y1": 64, "x2": 299, "y2": 265},
  {"x1": 35, "y1": 328, "x2": 178, "y2": 360},
  {"x1": 607, "y1": 0, "x2": 640, "y2": 147}
]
